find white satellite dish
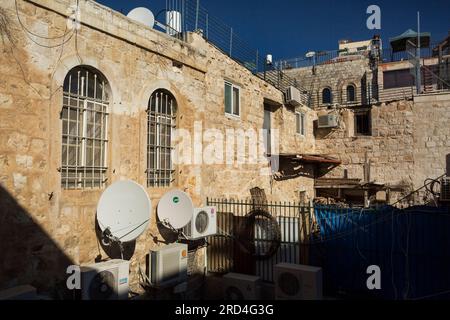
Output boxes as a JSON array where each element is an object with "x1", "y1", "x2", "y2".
[
  {"x1": 127, "y1": 7, "x2": 155, "y2": 29},
  {"x1": 157, "y1": 190, "x2": 193, "y2": 230},
  {"x1": 97, "y1": 180, "x2": 151, "y2": 243}
]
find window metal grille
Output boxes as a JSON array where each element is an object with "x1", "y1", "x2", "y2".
[
  {"x1": 61, "y1": 67, "x2": 109, "y2": 189},
  {"x1": 147, "y1": 90, "x2": 177, "y2": 187}
]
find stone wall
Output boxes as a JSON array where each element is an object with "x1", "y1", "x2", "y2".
[
  {"x1": 314, "y1": 94, "x2": 450, "y2": 202},
  {"x1": 284, "y1": 57, "x2": 374, "y2": 108},
  {"x1": 0, "y1": 0, "x2": 317, "y2": 295},
  {"x1": 412, "y1": 94, "x2": 450, "y2": 190}
]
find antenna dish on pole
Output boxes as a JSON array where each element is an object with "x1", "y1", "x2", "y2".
[
  {"x1": 157, "y1": 190, "x2": 194, "y2": 230},
  {"x1": 97, "y1": 180, "x2": 151, "y2": 244}
]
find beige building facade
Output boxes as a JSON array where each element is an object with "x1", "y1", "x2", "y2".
[{"x1": 0, "y1": 0, "x2": 318, "y2": 295}]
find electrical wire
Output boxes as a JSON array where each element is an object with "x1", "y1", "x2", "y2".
[
  {"x1": 74, "y1": 0, "x2": 83, "y2": 64},
  {"x1": 15, "y1": 0, "x2": 73, "y2": 40},
  {"x1": 20, "y1": 24, "x2": 75, "y2": 49}
]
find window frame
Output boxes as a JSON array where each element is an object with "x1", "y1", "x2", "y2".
[
  {"x1": 321, "y1": 87, "x2": 332, "y2": 105},
  {"x1": 224, "y1": 81, "x2": 241, "y2": 118},
  {"x1": 147, "y1": 89, "x2": 177, "y2": 188},
  {"x1": 346, "y1": 84, "x2": 356, "y2": 103},
  {"x1": 383, "y1": 69, "x2": 415, "y2": 89},
  {"x1": 61, "y1": 66, "x2": 110, "y2": 190},
  {"x1": 354, "y1": 109, "x2": 372, "y2": 136},
  {"x1": 295, "y1": 111, "x2": 306, "y2": 136}
]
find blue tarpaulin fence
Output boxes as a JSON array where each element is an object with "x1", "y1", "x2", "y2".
[{"x1": 310, "y1": 206, "x2": 450, "y2": 300}]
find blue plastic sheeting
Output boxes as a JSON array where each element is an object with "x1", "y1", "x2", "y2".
[{"x1": 310, "y1": 205, "x2": 450, "y2": 300}]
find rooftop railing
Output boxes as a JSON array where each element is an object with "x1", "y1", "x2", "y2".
[
  {"x1": 163, "y1": 0, "x2": 305, "y2": 97},
  {"x1": 275, "y1": 41, "x2": 444, "y2": 71}
]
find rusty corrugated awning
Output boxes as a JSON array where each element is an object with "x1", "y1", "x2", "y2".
[{"x1": 272, "y1": 153, "x2": 341, "y2": 165}]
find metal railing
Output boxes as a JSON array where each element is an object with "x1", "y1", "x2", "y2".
[
  {"x1": 206, "y1": 198, "x2": 311, "y2": 282},
  {"x1": 381, "y1": 44, "x2": 439, "y2": 63},
  {"x1": 277, "y1": 50, "x2": 368, "y2": 70},
  {"x1": 164, "y1": 0, "x2": 303, "y2": 95},
  {"x1": 276, "y1": 42, "x2": 442, "y2": 71},
  {"x1": 206, "y1": 198, "x2": 450, "y2": 299}
]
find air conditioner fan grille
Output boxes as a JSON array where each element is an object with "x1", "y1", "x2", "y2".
[{"x1": 278, "y1": 272, "x2": 301, "y2": 297}]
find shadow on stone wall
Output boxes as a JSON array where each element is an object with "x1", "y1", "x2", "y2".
[
  {"x1": 273, "y1": 159, "x2": 315, "y2": 181},
  {"x1": 0, "y1": 185, "x2": 73, "y2": 298},
  {"x1": 94, "y1": 219, "x2": 136, "y2": 261}
]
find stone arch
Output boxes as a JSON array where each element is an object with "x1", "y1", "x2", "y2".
[{"x1": 52, "y1": 54, "x2": 121, "y2": 108}]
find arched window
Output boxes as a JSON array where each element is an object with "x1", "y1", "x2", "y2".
[
  {"x1": 61, "y1": 66, "x2": 110, "y2": 189},
  {"x1": 147, "y1": 89, "x2": 177, "y2": 187},
  {"x1": 346, "y1": 84, "x2": 356, "y2": 103},
  {"x1": 322, "y1": 87, "x2": 332, "y2": 104}
]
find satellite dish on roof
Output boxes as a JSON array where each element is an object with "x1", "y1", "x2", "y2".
[
  {"x1": 127, "y1": 7, "x2": 155, "y2": 29},
  {"x1": 97, "y1": 180, "x2": 151, "y2": 243},
  {"x1": 157, "y1": 190, "x2": 193, "y2": 230}
]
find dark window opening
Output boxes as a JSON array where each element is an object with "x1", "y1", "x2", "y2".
[
  {"x1": 346, "y1": 85, "x2": 356, "y2": 102},
  {"x1": 355, "y1": 111, "x2": 371, "y2": 136},
  {"x1": 383, "y1": 69, "x2": 415, "y2": 89},
  {"x1": 322, "y1": 88, "x2": 332, "y2": 104}
]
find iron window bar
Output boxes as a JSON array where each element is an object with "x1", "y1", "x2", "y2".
[
  {"x1": 147, "y1": 90, "x2": 177, "y2": 188},
  {"x1": 62, "y1": 67, "x2": 109, "y2": 190}
]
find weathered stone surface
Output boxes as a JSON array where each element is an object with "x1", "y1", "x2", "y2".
[
  {"x1": 314, "y1": 96, "x2": 450, "y2": 203},
  {"x1": 0, "y1": 0, "x2": 317, "y2": 294}
]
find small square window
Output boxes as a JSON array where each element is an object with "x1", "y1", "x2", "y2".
[
  {"x1": 296, "y1": 112, "x2": 306, "y2": 136},
  {"x1": 225, "y1": 81, "x2": 240, "y2": 116}
]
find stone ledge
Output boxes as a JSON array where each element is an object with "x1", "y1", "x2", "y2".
[{"x1": 25, "y1": 0, "x2": 208, "y2": 73}]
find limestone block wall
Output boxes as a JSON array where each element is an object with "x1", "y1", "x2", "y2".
[
  {"x1": 315, "y1": 94, "x2": 450, "y2": 202},
  {"x1": 412, "y1": 94, "x2": 450, "y2": 189},
  {"x1": 0, "y1": 0, "x2": 317, "y2": 295},
  {"x1": 284, "y1": 57, "x2": 373, "y2": 108}
]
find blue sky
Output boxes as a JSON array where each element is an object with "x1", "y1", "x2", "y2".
[{"x1": 97, "y1": 0, "x2": 449, "y2": 60}]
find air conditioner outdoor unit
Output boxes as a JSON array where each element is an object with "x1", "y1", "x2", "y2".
[
  {"x1": 222, "y1": 273, "x2": 261, "y2": 300},
  {"x1": 285, "y1": 86, "x2": 302, "y2": 107},
  {"x1": 317, "y1": 114, "x2": 338, "y2": 128},
  {"x1": 183, "y1": 206, "x2": 217, "y2": 240},
  {"x1": 441, "y1": 177, "x2": 450, "y2": 202},
  {"x1": 274, "y1": 263, "x2": 323, "y2": 300},
  {"x1": 81, "y1": 259, "x2": 130, "y2": 300},
  {"x1": 149, "y1": 243, "x2": 188, "y2": 287}
]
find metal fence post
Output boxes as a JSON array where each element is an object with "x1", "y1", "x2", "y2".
[
  {"x1": 206, "y1": 13, "x2": 209, "y2": 40},
  {"x1": 255, "y1": 50, "x2": 259, "y2": 74},
  {"x1": 229, "y1": 28, "x2": 233, "y2": 57},
  {"x1": 195, "y1": 0, "x2": 200, "y2": 30},
  {"x1": 277, "y1": 70, "x2": 281, "y2": 89}
]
